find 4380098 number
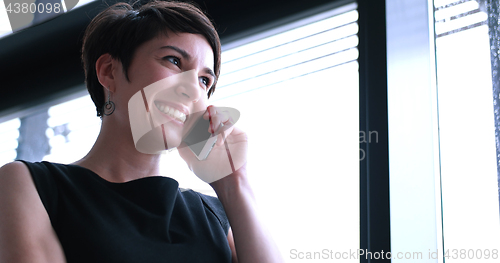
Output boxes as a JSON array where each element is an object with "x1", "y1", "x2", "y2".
[
  {"x1": 444, "y1": 249, "x2": 498, "y2": 260},
  {"x1": 5, "y1": 2, "x2": 62, "y2": 14}
]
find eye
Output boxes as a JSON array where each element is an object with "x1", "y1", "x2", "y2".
[
  {"x1": 164, "y1": 56, "x2": 180, "y2": 67},
  {"x1": 199, "y1": 76, "x2": 211, "y2": 89}
]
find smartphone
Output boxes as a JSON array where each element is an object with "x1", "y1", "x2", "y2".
[{"x1": 182, "y1": 113, "x2": 218, "y2": 161}]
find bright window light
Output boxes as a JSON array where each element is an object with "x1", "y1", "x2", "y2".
[
  {"x1": 434, "y1": 0, "x2": 479, "y2": 21},
  {"x1": 43, "y1": 95, "x2": 100, "y2": 164},
  {"x1": 0, "y1": 118, "x2": 20, "y2": 166},
  {"x1": 434, "y1": 0, "x2": 461, "y2": 7},
  {"x1": 161, "y1": 2, "x2": 360, "y2": 262},
  {"x1": 435, "y1": 2, "x2": 500, "y2": 258},
  {"x1": 222, "y1": 10, "x2": 358, "y2": 62},
  {"x1": 435, "y1": 11, "x2": 487, "y2": 35}
]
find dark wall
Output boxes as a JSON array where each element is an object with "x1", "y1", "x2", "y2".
[{"x1": 0, "y1": 0, "x2": 346, "y2": 117}]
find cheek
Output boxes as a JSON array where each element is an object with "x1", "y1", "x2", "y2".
[
  {"x1": 194, "y1": 95, "x2": 209, "y2": 112},
  {"x1": 128, "y1": 61, "x2": 167, "y2": 88}
]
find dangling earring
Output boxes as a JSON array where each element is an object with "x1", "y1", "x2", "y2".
[{"x1": 103, "y1": 87, "x2": 115, "y2": 116}]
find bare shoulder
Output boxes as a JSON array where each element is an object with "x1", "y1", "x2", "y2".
[
  {"x1": 0, "y1": 161, "x2": 66, "y2": 263},
  {"x1": 0, "y1": 161, "x2": 40, "y2": 207},
  {"x1": 0, "y1": 161, "x2": 34, "y2": 188},
  {"x1": 0, "y1": 160, "x2": 30, "y2": 176},
  {"x1": 0, "y1": 161, "x2": 37, "y2": 208}
]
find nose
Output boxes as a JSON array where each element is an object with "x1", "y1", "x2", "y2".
[{"x1": 175, "y1": 69, "x2": 202, "y2": 103}]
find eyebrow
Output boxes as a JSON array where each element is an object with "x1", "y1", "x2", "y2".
[
  {"x1": 160, "y1": 45, "x2": 191, "y2": 60},
  {"x1": 160, "y1": 45, "x2": 217, "y2": 83}
]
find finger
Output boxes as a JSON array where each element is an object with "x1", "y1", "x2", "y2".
[
  {"x1": 203, "y1": 105, "x2": 214, "y2": 120},
  {"x1": 219, "y1": 110, "x2": 230, "y2": 124},
  {"x1": 207, "y1": 106, "x2": 229, "y2": 135},
  {"x1": 215, "y1": 121, "x2": 235, "y2": 147},
  {"x1": 214, "y1": 107, "x2": 230, "y2": 126},
  {"x1": 215, "y1": 113, "x2": 235, "y2": 146},
  {"x1": 205, "y1": 106, "x2": 235, "y2": 137},
  {"x1": 206, "y1": 106, "x2": 216, "y2": 134},
  {"x1": 218, "y1": 108, "x2": 231, "y2": 122},
  {"x1": 218, "y1": 113, "x2": 235, "y2": 137},
  {"x1": 212, "y1": 114, "x2": 232, "y2": 136}
]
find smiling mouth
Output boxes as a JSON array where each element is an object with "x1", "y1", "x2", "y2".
[{"x1": 154, "y1": 101, "x2": 187, "y2": 123}]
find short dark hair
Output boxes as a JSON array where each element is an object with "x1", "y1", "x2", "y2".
[{"x1": 81, "y1": 0, "x2": 221, "y2": 117}]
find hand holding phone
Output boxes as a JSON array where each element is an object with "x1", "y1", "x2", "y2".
[
  {"x1": 182, "y1": 106, "x2": 240, "y2": 160},
  {"x1": 179, "y1": 106, "x2": 245, "y2": 183},
  {"x1": 182, "y1": 113, "x2": 218, "y2": 160}
]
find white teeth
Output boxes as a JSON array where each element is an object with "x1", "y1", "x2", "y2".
[
  {"x1": 174, "y1": 110, "x2": 181, "y2": 118},
  {"x1": 154, "y1": 102, "x2": 187, "y2": 123}
]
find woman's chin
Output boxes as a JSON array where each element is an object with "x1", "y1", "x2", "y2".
[{"x1": 134, "y1": 126, "x2": 182, "y2": 154}]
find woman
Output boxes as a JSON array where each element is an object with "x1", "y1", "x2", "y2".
[{"x1": 0, "y1": 1, "x2": 283, "y2": 262}]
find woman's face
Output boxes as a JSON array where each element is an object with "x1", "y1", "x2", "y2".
[{"x1": 113, "y1": 31, "x2": 215, "y2": 153}]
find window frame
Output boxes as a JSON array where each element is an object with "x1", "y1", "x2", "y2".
[{"x1": 358, "y1": 0, "x2": 391, "y2": 261}]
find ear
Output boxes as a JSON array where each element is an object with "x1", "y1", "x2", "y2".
[{"x1": 95, "y1": 53, "x2": 117, "y2": 93}]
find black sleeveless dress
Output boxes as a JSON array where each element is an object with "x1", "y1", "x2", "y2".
[{"x1": 20, "y1": 161, "x2": 232, "y2": 263}]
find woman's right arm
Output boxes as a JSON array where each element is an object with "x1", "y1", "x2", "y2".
[{"x1": 0, "y1": 161, "x2": 66, "y2": 263}]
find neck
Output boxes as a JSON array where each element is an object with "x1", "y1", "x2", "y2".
[{"x1": 73, "y1": 116, "x2": 162, "y2": 183}]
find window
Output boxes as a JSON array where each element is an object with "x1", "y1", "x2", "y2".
[
  {"x1": 434, "y1": 0, "x2": 500, "y2": 257},
  {"x1": 167, "y1": 2, "x2": 360, "y2": 260},
  {"x1": 44, "y1": 94, "x2": 101, "y2": 164},
  {"x1": 0, "y1": 118, "x2": 19, "y2": 166},
  {"x1": 0, "y1": 2, "x2": 360, "y2": 261},
  {"x1": 387, "y1": 0, "x2": 500, "y2": 260}
]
